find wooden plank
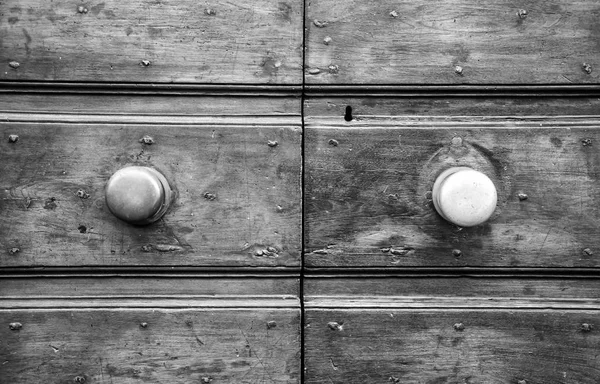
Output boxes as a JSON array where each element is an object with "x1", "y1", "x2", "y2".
[
  {"x1": 306, "y1": 276, "x2": 600, "y2": 310},
  {"x1": 305, "y1": 309, "x2": 600, "y2": 383},
  {"x1": 0, "y1": 308, "x2": 300, "y2": 383},
  {"x1": 0, "y1": 94, "x2": 301, "y2": 116},
  {"x1": 305, "y1": 97, "x2": 600, "y2": 118},
  {"x1": 0, "y1": 117, "x2": 301, "y2": 268},
  {"x1": 0, "y1": 276, "x2": 300, "y2": 308},
  {"x1": 305, "y1": 116, "x2": 600, "y2": 268},
  {"x1": 306, "y1": 0, "x2": 600, "y2": 84},
  {"x1": 0, "y1": 0, "x2": 303, "y2": 84}
]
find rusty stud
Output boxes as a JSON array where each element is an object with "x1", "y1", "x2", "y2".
[
  {"x1": 517, "y1": 193, "x2": 528, "y2": 201},
  {"x1": 328, "y1": 64, "x2": 339, "y2": 74},
  {"x1": 205, "y1": 9, "x2": 216, "y2": 16},
  {"x1": 583, "y1": 248, "x2": 594, "y2": 256},
  {"x1": 328, "y1": 139, "x2": 339, "y2": 147},
  {"x1": 8, "y1": 247, "x2": 21, "y2": 255},
  {"x1": 76, "y1": 189, "x2": 90, "y2": 199},
  {"x1": 517, "y1": 9, "x2": 528, "y2": 19},
  {"x1": 77, "y1": 6, "x2": 88, "y2": 14},
  {"x1": 203, "y1": 192, "x2": 216, "y2": 201},
  {"x1": 582, "y1": 63, "x2": 592, "y2": 74},
  {"x1": 8, "y1": 134, "x2": 19, "y2": 143},
  {"x1": 453, "y1": 323, "x2": 465, "y2": 331},
  {"x1": 139, "y1": 135, "x2": 154, "y2": 145},
  {"x1": 582, "y1": 138, "x2": 592, "y2": 146},
  {"x1": 140, "y1": 322, "x2": 148, "y2": 328},
  {"x1": 313, "y1": 19, "x2": 328, "y2": 28},
  {"x1": 267, "y1": 321, "x2": 277, "y2": 329},
  {"x1": 517, "y1": 380, "x2": 527, "y2": 384},
  {"x1": 8, "y1": 61, "x2": 20, "y2": 69},
  {"x1": 452, "y1": 249, "x2": 462, "y2": 258},
  {"x1": 74, "y1": 376, "x2": 86, "y2": 383},
  {"x1": 323, "y1": 36, "x2": 332, "y2": 45},
  {"x1": 9, "y1": 322, "x2": 22, "y2": 330},
  {"x1": 389, "y1": 10, "x2": 399, "y2": 18},
  {"x1": 454, "y1": 65, "x2": 464, "y2": 75},
  {"x1": 327, "y1": 321, "x2": 343, "y2": 331},
  {"x1": 140, "y1": 60, "x2": 151, "y2": 67},
  {"x1": 267, "y1": 140, "x2": 278, "y2": 147},
  {"x1": 581, "y1": 323, "x2": 593, "y2": 332},
  {"x1": 201, "y1": 377, "x2": 212, "y2": 384}
]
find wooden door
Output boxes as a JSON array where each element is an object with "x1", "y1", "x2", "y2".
[
  {"x1": 0, "y1": 0, "x2": 303, "y2": 382},
  {"x1": 304, "y1": 0, "x2": 600, "y2": 382}
]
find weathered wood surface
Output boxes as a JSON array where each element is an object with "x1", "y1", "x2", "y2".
[
  {"x1": 304, "y1": 308, "x2": 600, "y2": 383},
  {"x1": 1, "y1": 308, "x2": 300, "y2": 383},
  {"x1": 305, "y1": 96, "x2": 600, "y2": 118},
  {"x1": 305, "y1": 116, "x2": 600, "y2": 268},
  {"x1": 0, "y1": 275, "x2": 300, "y2": 308},
  {"x1": 0, "y1": 0, "x2": 303, "y2": 84},
  {"x1": 0, "y1": 114, "x2": 301, "y2": 268},
  {"x1": 305, "y1": 276, "x2": 600, "y2": 309},
  {"x1": 0, "y1": 93, "x2": 301, "y2": 115},
  {"x1": 305, "y1": 0, "x2": 600, "y2": 84}
]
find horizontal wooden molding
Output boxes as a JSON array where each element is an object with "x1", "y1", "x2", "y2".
[
  {"x1": 0, "y1": 111, "x2": 301, "y2": 126},
  {"x1": 305, "y1": 84, "x2": 600, "y2": 97},
  {"x1": 305, "y1": 296, "x2": 600, "y2": 310},
  {"x1": 0, "y1": 82, "x2": 303, "y2": 96}
]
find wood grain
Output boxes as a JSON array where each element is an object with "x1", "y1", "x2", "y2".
[
  {"x1": 306, "y1": 0, "x2": 600, "y2": 84},
  {"x1": 304, "y1": 96, "x2": 600, "y2": 118},
  {"x1": 305, "y1": 116, "x2": 600, "y2": 268},
  {"x1": 1, "y1": 308, "x2": 300, "y2": 383},
  {"x1": 305, "y1": 309, "x2": 600, "y2": 383},
  {"x1": 305, "y1": 276, "x2": 600, "y2": 309},
  {"x1": 0, "y1": 276, "x2": 300, "y2": 308},
  {"x1": 0, "y1": 116, "x2": 301, "y2": 269},
  {"x1": 0, "y1": 0, "x2": 303, "y2": 84}
]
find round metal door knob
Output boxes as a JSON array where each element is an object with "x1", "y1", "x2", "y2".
[
  {"x1": 105, "y1": 166, "x2": 173, "y2": 225},
  {"x1": 432, "y1": 167, "x2": 497, "y2": 227}
]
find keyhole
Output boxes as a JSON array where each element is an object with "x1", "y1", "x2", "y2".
[{"x1": 344, "y1": 106, "x2": 353, "y2": 121}]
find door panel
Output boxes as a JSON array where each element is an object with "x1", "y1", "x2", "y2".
[
  {"x1": 0, "y1": 97, "x2": 301, "y2": 270},
  {"x1": 1, "y1": 0, "x2": 303, "y2": 84},
  {"x1": 0, "y1": 276, "x2": 301, "y2": 383},
  {"x1": 304, "y1": 276, "x2": 600, "y2": 384},
  {"x1": 305, "y1": 98, "x2": 600, "y2": 269},
  {"x1": 305, "y1": 0, "x2": 600, "y2": 84}
]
